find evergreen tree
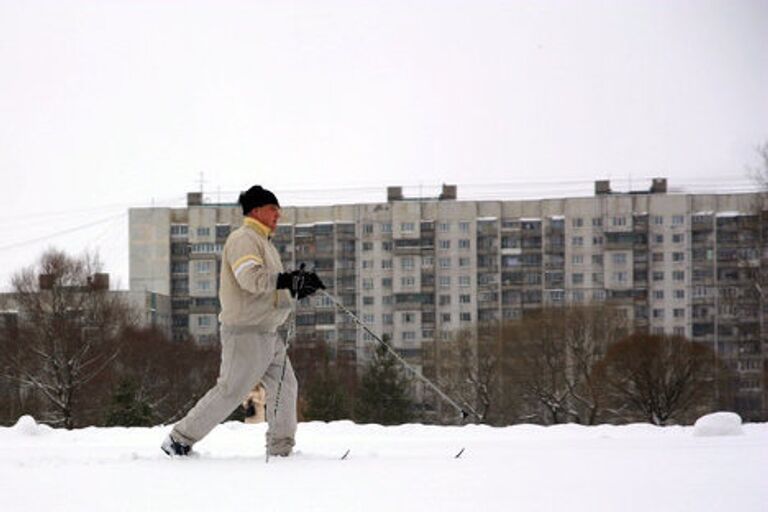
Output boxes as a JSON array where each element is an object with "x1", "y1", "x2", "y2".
[
  {"x1": 105, "y1": 379, "x2": 154, "y2": 427},
  {"x1": 354, "y1": 344, "x2": 413, "y2": 425},
  {"x1": 304, "y1": 370, "x2": 352, "y2": 421}
]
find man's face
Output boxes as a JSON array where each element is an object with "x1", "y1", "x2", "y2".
[{"x1": 252, "y1": 204, "x2": 281, "y2": 231}]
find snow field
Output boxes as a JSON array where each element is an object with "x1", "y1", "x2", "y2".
[{"x1": 1, "y1": 416, "x2": 767, "y2": 512}]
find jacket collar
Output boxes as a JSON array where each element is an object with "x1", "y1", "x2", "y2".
[{"x1": 244, "y1": 217, "x2": 273, "y2": 238}]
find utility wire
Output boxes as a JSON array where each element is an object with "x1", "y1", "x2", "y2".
[{"x1": 0, "y1": 212, "x2": 127, "y2": 252}]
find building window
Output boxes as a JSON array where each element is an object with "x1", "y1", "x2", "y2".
[
  {"x1": 672, "y1": 252, "x2": 685, "y2": 262},
  {"x1": 382, "y1": 277, "x2": 392, "y2": 288},
  {"x1": 381, "y1": 223, "x2": 392, "y2": 233},
  {"x1": 673, "y1": 271, "x2": 685, "y2": 281},
  {"x1": 197, "y1": 227, "x2": 211, "y2": 237},
  {"x1": 672, "y1": 215, "x2": 685, "y2": 225},
  {"x1": 171, "y1": 224, "x2": 189, "y2": 236},
  {"x1": 439, "y1": 257, "x2": 451, "y2": 269},
  {"x1": 460, "y1": 312, "x2": 471, "y2": 322},
  {"x1": 439, "y1": 240, "x2": 451, "y2": 250},
  {"x1": 653, "y1": 215, "x2": 664, "y2": 225},
  {"x1": 592, "y1": 236, "x2": 603, "y2": 245},
  {"x1": 363, "y1": 278, "x2": 374, "y2": 290},
  {"x1": 652, "y1": 252, "x2": 664, "y2": 262},
  {"x1": 363, "y1": 296, "x2": 375, "y2": 305},
  {"x1": 402, "y1": 331, "x2": 416, "y2": 341},
  {"x1": 382, "y1": 314, "x2": 393, "y2": 325},
  {"x1": 363, "y1": 223, "x2": 374, "y2": 234},
  {"x1": 172, "y1": 262, "x2": 189, "y2": 274},
  {"x1": 674, "y1": 289, "x2": 685, "y2": 299},
  {"x1": 439, "y1": 276, "x2": 451, "y2": 288},
  {"x1": 459, "y1": 257, "x2": 470, "y2": 267},
  {"x1": 612, "y1": 253, "x2": 627, "y2": 265},
  {"x1": 402, "y1": 312, "x2": 415, "y2": 323},
  {"x1": 197, "y1": 261, "x2": 214, "y2": 273},
  {"x1": 673, "y1": 233, "x2": 684, "y2": 243},
  {"x1": 591, "y1": 254, "x2": 603, "y2": 265},
  {"x1": 572, "y1": 217, "x2": 583, "y2": 227},
  {"x1": 438, "y1": 222, "x2": 451, "y2": 232},
  {"x1": 363, "y1": 314, "x2": 375, "y2": 324},
  {"x1": 549, "y1": 290, "x2": 565, "y2": 302},
  {"x1": 612, "y1": 216, "x2": 626, "y2": 226},
  {"x1": 613, "y1": 272, "x2": 628, "y2": 284},
  {"x1": 653, "y1": 271, "x2": 664, "y2": 281},
  {"x1": 401, "y1": 222, "x2": 415, "y2": 233},
  {"x1": 362, "y1": 260, "x2": 374, "y2": 269},
  {"x1": 362, "y1": 242, "x2": 373, "y2": 251},
  {"x1": 653, "y1": 290, "x2": 664, "y2": 300},
  {"x1": 459, "y1": 275, "x2": 471, "y2": 287},
  {"x1": 459, "y1": 239, "x2": 470, "y2": 249},
  {"x1": 382, "y1": 241, "x2": 393, "y2": 251},
  {"x1": 673, "y1": 308, "x2": 685, "y2": 318},
  {"x1": 572, "y1": 255, "x2": 584, "y2": 265},
  {"x1": 459, "y1": 294, "x2": 471, "y2": 304},
  {"x1": 401, "y1": 257, "x2": 415, "y2": 270},
  {"x1": 439, "y1": 294, "x2": 451, "y2": 306},
  {"x1": 382, "y1": 259, "x2": 393, "y2": 269},
  {"x1": 572, "y1": 273, "x2": 584, "y2": 285},
  {"x1": 401, "y1": 276, "x2": 415, "y2": 287},
  {"x1": 441, "y1": 313, "x2": 452, "y2": 323},
  {"x1": 653, "y1": 309, "x2": 665, "y2": 319},
  {"x1": 592, "y1": 217, "x2": 603, "y2": 227},
  {"x1": 459, "y1": 222, "x2": 470, "y2": 233}
]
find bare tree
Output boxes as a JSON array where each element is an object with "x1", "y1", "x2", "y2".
[
  {"x1": 434, "y1": 326, "x2": 502, "y2": 424},
  {"x1": 505, "y1": 309, "x2": 571, "y2": 424},
  {"x1": 0, "y1": 249, "x2": 135, "y2": 428},
  {"x1": 103, "y1": 326, "x2": 220, "y2": 425},
  {"x1": 593, "y1": 332, "x2": 720, "y2": 425},
  {"x1": 501, "y1": 305, "x2": 627, "y2": 425},
  {"x1": 562, "y1": 305, "x2": 628, "y2": 424}
]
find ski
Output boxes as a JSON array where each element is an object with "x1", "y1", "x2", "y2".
[
  {"x1": 340, "y1": 449, "x2": 350, "y2": 460},
  {"x1": 454, "y1": 447, "x2": 465, "y2": 459}
]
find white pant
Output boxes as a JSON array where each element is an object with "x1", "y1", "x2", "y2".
[{"x1": 172, "y1": 326, "x2": 297, "y2": 454}]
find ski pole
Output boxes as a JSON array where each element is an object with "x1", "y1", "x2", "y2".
[
  {"x1": 319, "y1": 289, "x2": 478, "y2": 421},
  {"x1": 267, "y1": 306, "x2": 294, "y2": 464}
]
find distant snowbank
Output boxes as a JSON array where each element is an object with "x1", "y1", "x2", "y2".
[
  {"x1": 693, "y1": 412, "x2": 744, "y2": 437},
  {"x1": 11, "y1": 415, "x2": 52, "y2": 436}
]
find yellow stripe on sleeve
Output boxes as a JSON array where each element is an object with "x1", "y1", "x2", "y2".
[{"x1": 232, "y1": 255, "x2": 264, "y2": 278}]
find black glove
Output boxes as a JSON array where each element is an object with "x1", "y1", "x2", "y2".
[
  {"x1": 276, "y1": 267, "x2": 325, "y2": 300},
  {"x1": 298, "y1": 271, "x2": 325, "y2": 299}
]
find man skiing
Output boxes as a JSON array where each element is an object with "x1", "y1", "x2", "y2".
[{"x1": 161, "y1": 185, "x2": 324, "y2": 457}]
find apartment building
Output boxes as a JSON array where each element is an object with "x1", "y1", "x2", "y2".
[
  {"x1": 128, "y1": 181, "x2": 767, "y2": 420},
  {"x1": 0, "y1": 273, "x2": 172, "y2": 338}
]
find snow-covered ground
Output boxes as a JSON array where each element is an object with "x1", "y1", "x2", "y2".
[{"x1": 2, "y1": 415, "x2": 766, "y2": 512}]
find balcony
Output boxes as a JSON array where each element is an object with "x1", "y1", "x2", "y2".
[{"x1": 605, "y1": 232, "x2": 636, "y2": 251}]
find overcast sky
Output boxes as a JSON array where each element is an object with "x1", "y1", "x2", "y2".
[{"x1": 0, "y1": 0, "x2": 766, "y2": 291}]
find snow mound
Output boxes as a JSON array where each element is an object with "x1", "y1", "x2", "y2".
[
  {"x1": 693, "y1": 412, "x2": 743, "y2": 437},
  {"x1": 12, "y1": 415, "x2": 50, "y2": 436}
]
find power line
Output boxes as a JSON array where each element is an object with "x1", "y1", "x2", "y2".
[{"x1": 0, "y1": 212, "x2": 127, "y2": 252}]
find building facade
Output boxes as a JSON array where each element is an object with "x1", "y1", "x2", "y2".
[{"x1": 129, "y1": 182, "x2": 768, "y2": 420}]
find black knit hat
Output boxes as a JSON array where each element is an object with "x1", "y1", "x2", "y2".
[{"x1": 238, "y1": 185, "x2": 280, "y2": 215}]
